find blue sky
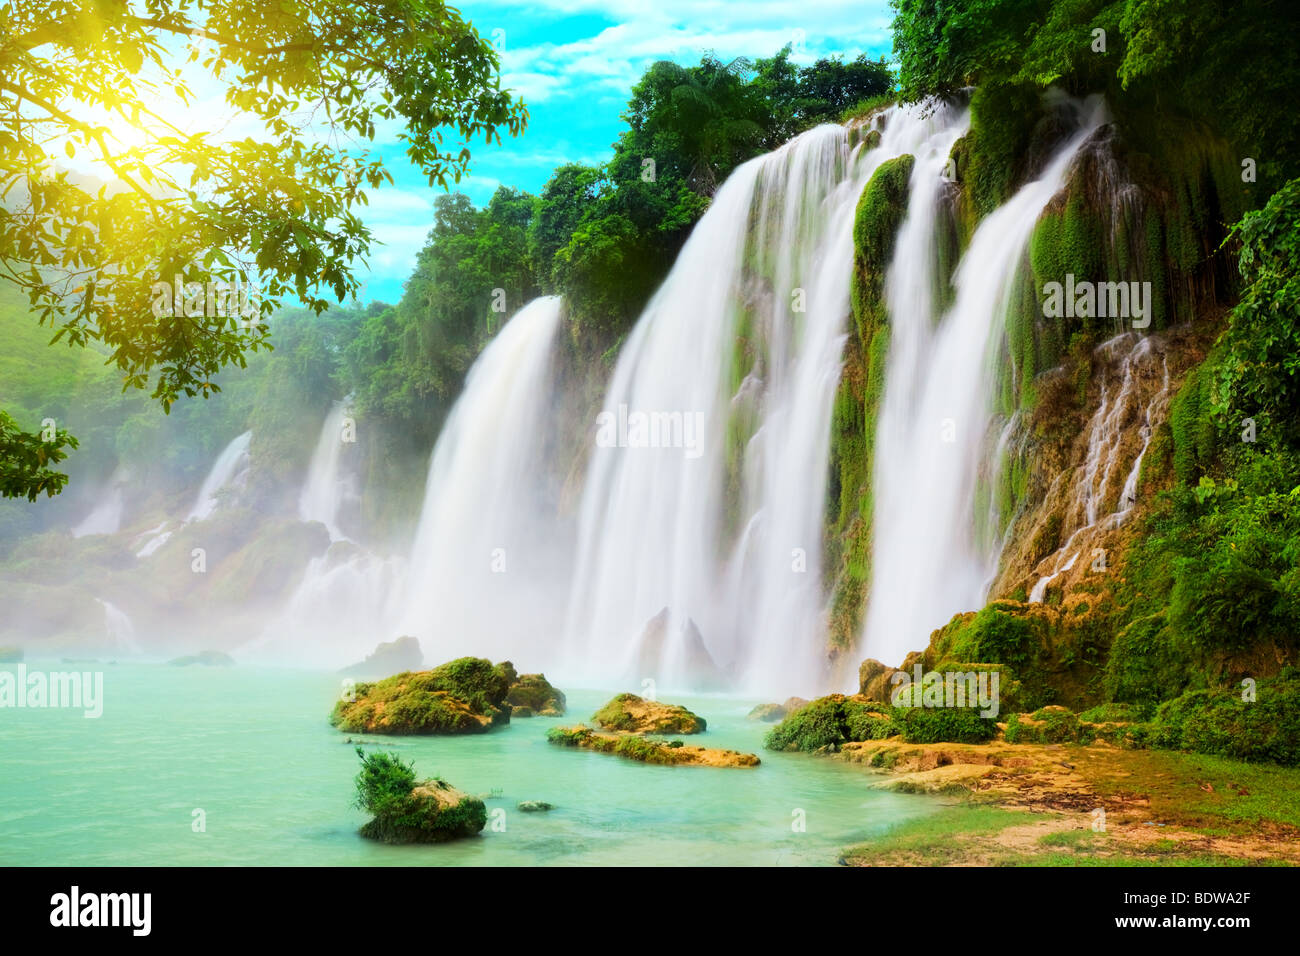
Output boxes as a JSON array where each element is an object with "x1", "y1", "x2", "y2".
[{"x1": 356, "y1": 0, "x2": 896, "y2": 303}]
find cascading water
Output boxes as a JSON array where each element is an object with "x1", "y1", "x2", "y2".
[
  {"x1": 861, "y1": 95, "x2": 1108, "y2": 666},
  {"x1": 98, "y1": 599, "x2": 142, "y2": 655},
  {"x1": 393, "y1": 295, "x2": 568, "y2": 665},
  {"x1": 299, "y1": 400, "x2": 354, "y2": 541},
  {"x1": 562, "y1": 103, "x2": 971, "y2": 696},
  {"x1": 72, "y1": 469, "x2": 126, "y2": 538},
  {"x1": 246, "y1": 297, "x2": 565, "y2": 667},
  {"x1": 1027, "y1": 332, "x2": 1172, "y2": 602},
  {"x1": 187, "y1": 430, "x2": 252, "y2": 522}
]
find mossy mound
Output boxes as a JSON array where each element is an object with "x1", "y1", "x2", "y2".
[
  {"x1": 546, "y1": 725, "x2": 758, "y2": 768},
  {"x1": 330, "y1": 657, "x2": 513, "y2": 734},
  {"x1": 352, "y1": 748, "x2": 485, "y2": 844},
  {"x1": 591, "y1": 693, "x2": 705, "y2": 734},
  {"x1": 503, "y1": 668, "x2": 566, "y2": 717},
  {"x1": 747, "y1": 702, "x2": 787, "y2": 722},
  {"x1": 764, "y1": 692, "x2": 998, "y2": 752}
]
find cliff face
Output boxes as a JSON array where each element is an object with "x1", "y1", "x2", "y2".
[{"x1": 834, "y1": 90, "x2": 1281, "y2": 706}]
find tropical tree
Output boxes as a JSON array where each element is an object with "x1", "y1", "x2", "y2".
[{"x1": 0, "y1": 0, "x2": 527, "y2": 498}]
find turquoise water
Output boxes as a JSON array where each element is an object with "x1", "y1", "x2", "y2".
[{"x1": 0, "y1": 662, "x2": 936, "y2": 865}]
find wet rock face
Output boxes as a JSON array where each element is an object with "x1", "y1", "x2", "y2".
[{"x1": 591, "y1": 693, "x2": 706, "y2": 735}]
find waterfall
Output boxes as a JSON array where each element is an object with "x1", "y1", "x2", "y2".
[
  {"x1": 395, "y1": 295, "x2": 568, "y2": 665},
  {"x1": 72, "y1": 467, "x2": 127, "y2": 537},
  {"x1": 250, "y1": 296, "x2": 566, "y2": 667},
  {"x1": 1027, "y1": 331, "x2": 1172, "y2": 603},
  {"x1": 98, "y1": 600, "x2": 142, "y2": 655},
  {"x1": 187, "y1": 430, "x2": 252, "y2": 522},
  {"x1": 862, "y1": 95, "x2": 1108, "y2": 666},
  {"x1": 561, "y1": 103, "x2": 969, "y2": 696},
  {"x1": 298, "y1": 401, "x2": 353, "y2": 541}
]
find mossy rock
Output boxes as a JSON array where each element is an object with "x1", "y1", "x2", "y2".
[
  {"x1": 504, "y1": 669, "x2": 566, "y2": 717},
  {"x1": 746, "y1": 702, "x2": 787, "y2": 722},
  {"x1": 359, "y1": 778, "x2": 487, "y2": 844},
  {"x1": 591, "y1": 693, "x2": 704, "y2": 734},
  {"x1": 330, "y1": 657, "x2": 512, "y2": 734},
  {"x1": 546, "y1": 725, "x2": 758, "y2": 768}
]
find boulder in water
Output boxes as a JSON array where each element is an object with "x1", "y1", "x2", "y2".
[
  {"x1": 746, "y1": 702, "x2": 787, "y2": 722},
  {"x1": 632, "y1": 608, "x2": 725, "y2": 689},
  {"x1": 340, "y1": 635, "x2": 424, "y2": 678},
  {"x1": 168, "y1": 650, "x2": 235, "y2": 667},
  {"x1": 353, "y1": 748, "x2": 485, "y2": 844},
  {"x1": 502, "y1": 666, "x2": 566, "y2": 717},
  {"x1": 331, "y1": 657, "x2": 512, "y2": 734},
  {"x1": 517, "y1": 800, "x2": 554, "y2": 812},
  {"x1": 592, "y1": 692, "x2": 705, "y2": 734}
]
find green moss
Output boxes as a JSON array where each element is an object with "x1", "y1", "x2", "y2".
[
  {"x1": 330, "y1": 658, "x2": 512, "y2": 734},
  {"x1": 352, "y1": 748, "x2": 486, "y2": 844},
  {"x1": 1151, "y1": 670, "x2": 1300, "y2": 766},
  {"x1": 591, "y1": 692, "x2": 705, "y2": 734}
]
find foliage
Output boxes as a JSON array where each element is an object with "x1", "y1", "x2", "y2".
[
  {"x1": 0, "y1": 0, "x2": 526, "y2": 496},
  {"x1": 890, "y1": 0, "x2": 1300, "y2": 188},
  {"x1": 1214, "y1": 178, "x2": 1300, "y2": 446},
  {"x1": 352, "y1": 747, "x2": 486, "y2": 843}
]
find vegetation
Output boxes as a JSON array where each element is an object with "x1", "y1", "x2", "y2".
[
  {"x1": 0, "y1": 0, "x2": 526, "y2": 496},
  {"x1": 591, "y1": 693, "x2": 705, "y2": 734},
  {"x1": 352, "y1": 748, "x2": 486, "y2": 844},
  {"x1": 330, "y1": 658, "x2": 513, "y2": 735}
]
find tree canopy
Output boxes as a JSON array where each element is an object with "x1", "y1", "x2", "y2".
[{"x1": 0, "y1": 0, "x2": 526, "y2": 499}]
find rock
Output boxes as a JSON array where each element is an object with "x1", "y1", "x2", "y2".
[
  {"x1": 359, "y1": 778, "x2": 486, "y2": 844},
  {"x1": 546, "y1": 725, "x2": 759, "y2": 768},
  {"x1": 632, "y1": 608, "x2": 725, "y2": 689},
  {"x1": 330, "y1": 657, "x2": 513, "y2": 735},
  {"x1": 592, "y1": 692, "x2": 706, "y2": 734},
  {"x1": 517, "y1": 800, "x2": 554, "y2": 812},
  {"x1": 782, "y1": 696, "x2": 810, "y2": 713},
  {"x1": 340, "y1": 635, "x2": 424, "y2": 678},
  {"x1": 503, "y1": 668, "x2": 566, "y2": 717},
  {"x1": 858, "y1": 658, "x2": 901, "y2": 703},
  {"x1": 511, "y1": 705, "x2": 535, "y2": 718},
  {"x1": 168, "y1": 650, "x2": 235, "y2": 667},
  {"x1": 747, "y1": 702, "x2": 787, "y2": 722},
  {"x1": 0, "y1": 646, "x2": 22, "y2": 663}
]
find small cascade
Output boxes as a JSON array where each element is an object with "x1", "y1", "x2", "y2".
[
  {"x1": 133, "y1": 521, "x2": 171, "y2": 558},
  {"x1": 98, "y1": 600, "x2": 142, "y2": 655},
  {"x1": 298, "y1": 401, "x2": 354, "y2": 542},
  {"x1": 188, "y1": 431, "x2": 252, "y2": 522},
  {"x1": 72, "y1": 468, "x2": 127, "y2": 537},
  {"x1": 1027, "y1": 332, "x2": 1174, "y2": 602}
]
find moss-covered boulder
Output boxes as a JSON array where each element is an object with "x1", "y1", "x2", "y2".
[
  {"x1": 592, "y1": 693, "x2": 705, "y2": 734},
  {"x1": 747, "y1": 702, "x2": 787, "y2": 722},
  {"x1": 330, "y1": 657, "x2": 513, "y2": 734},
  {"x1": 352, "y1": 748, "x2": 485, "y2": 844},
  {"x1": 546, "y1": 725, "x2": 758, "y2": 768},
  {"x1": 503, "y1": 667, "x2": 566, "y2": 717}
]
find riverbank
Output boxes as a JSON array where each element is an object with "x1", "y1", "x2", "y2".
[{"x1": 837, "y1": 738, "x2": 1300, "y2": 865}]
